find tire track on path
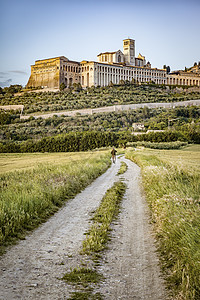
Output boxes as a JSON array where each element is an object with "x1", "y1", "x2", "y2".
[{"x1": 96, "y1": 157, "x2": 168, "y2": 299}]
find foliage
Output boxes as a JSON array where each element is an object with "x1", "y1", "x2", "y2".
[
  {"x1": 62, "y1": 267, "x2": 103, "y2": 286},
  {"x1": 67, "y1": 291, "x2": 103, "y2": 300},
  {"x1": 117, "y1": 161, "x2": 128, "y2": 175},
  {"x1": 1, "y1": 126, "x2": 199, "y2": 153},
  {"x1": 127, "y1": 141, "x2": 188, "y2": 150},
  {"x1": 81, "y1": 181, "x2": 126, "y2": 256},
  {"x1": 2, "y1": 85, "x2": 22, "y2": 95},
  {"x1": 1, "y1": 84, "x2": 200, "y2": 116},
  {"x1": 60, "y1": 83, "x2": 66, "y2": 91},
  {"x1": 0, "y1": 131, "x2": 119, "y2": 153},
  {"x1": 0, "y1": 106, "x2": 199, "y2": 142},
  {"x1": 0, "y1": 151, "x2": 111, "y2": 253},
  {"x1": 0, "y1": 110, "x2": 20, "y2": 125},
  {"x1": 126, "y1": 149, "x2": 200, "y2": 300}
]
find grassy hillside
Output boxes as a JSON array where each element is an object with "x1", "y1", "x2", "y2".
[
  {"x1": 1, "y1": 105, "x2": 199, "y2": 142},
  {"x1": 126, "y1": 144, "x2": 200, "y2": 299},
  {"x1": 1, "y1": 84, "x2": 200, "y2": 115},
  {"x1": 1, "y1": 84, "x2": 200, "y2": 146}
]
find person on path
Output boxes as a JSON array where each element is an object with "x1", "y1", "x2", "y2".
[{"x1": 111, "y1": 147, "x2": 117, "y2": 163}]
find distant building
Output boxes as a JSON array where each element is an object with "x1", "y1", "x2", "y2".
[
  {"x1": 26, "y1": 39, "x2": 200, "y2": 89},
  {"x1": 132, "y1": 123, "x2": 145, "y2": 131}
]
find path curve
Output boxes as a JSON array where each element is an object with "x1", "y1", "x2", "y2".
[{"x1": 0, "y1": 157, "x2": 168, "y2": 299}]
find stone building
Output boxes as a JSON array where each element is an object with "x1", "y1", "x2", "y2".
[
  {"x1": 167, "y1": 70, "x2": 200, "y2": 86},
  {"x1": 26, "y1": 38, "x2": 200, "y2": 89},
  {"x1": 80, "y1": 61, "x2": 166, "y2": 88},
  {"x1": 27, "y1": 56, "x2": 81, "y2": 89}
]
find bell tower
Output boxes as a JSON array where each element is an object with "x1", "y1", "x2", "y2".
[{"x1": 123, "y1": 38, "x2": 135, "y2": 66}]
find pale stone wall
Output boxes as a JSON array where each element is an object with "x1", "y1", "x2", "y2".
[
  {"x1": 80, "y1": 61, "x2": 167, "y2": 87},
  {"x1": 59, "y1": 57, "x2": 81, "y2": 87},
  {"x1": 26, "y1": 57, "x2": 61, "y2": 88},
  {"x1": 167, "y1": 74, "x2": 200, "y2": 86},
  {"x1": 27, "y1": 56, "x2": 81, "y2": 89}
]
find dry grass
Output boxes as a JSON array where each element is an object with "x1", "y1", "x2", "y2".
[
  {"x1": 126, "y1": 145, "x2": 200, "y2": 300},
  {"x1": 0, "y1": 151, "x2": 111, "y2": 253}
]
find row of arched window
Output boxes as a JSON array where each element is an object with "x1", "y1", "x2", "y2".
[
  {"x1": 167, "y1": 77, "x2": 200, "y2": 86},
  {"x1": 61, "y1": 65, "x2": 81, "y2": 73}
]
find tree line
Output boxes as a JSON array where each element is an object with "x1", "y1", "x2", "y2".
[{"x1": 0, "y1": 130, "x2": 199, "y2": 153}]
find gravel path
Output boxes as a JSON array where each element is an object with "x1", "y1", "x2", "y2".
[
  {"x1": 0, "y1": 157, "x2": 168, "y2": 300},
  {"x1": 97, "y1": 157, "x2": 168, "y2": 299}
]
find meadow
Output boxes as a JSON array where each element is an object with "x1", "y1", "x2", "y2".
[
  {"x1": 126, "y1": 144, "x2": 200, "y2": 300},
  {"x1": 0, "y1": 150, "x2": 111, "y2": 253}
]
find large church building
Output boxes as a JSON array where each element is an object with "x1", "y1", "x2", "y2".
[{"x1": 26, "y1": 38, "x2": 200, "y2": 89}]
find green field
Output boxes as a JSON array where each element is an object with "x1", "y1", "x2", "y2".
[
  {"x1": 132, "y1": 144, "x2": 200, "y2": 172},
  {"x1": 0, "y1": 151, "x2": 103, "y2": 174},
  {"x1": 126, "y1": 144, "x2": 200, "y2": 300},
  {"x1": 0, "y1": 150, "x2": 111, "y2": 253}
]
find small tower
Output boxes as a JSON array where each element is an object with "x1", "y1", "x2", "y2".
[{"x1": 123, "y1": 38, "x2": 135, "y2": 66}]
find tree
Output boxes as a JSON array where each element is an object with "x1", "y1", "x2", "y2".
[
  {"x1": 119, "y1": 79, "x2": 125, "y2": 85},
  {"x1": 131, "y1": 78, "x2": 136, "y2": 84},
  {"x1": 163, "y1": 65, "x2": 170, "y2": 74},
  {"x1": 166, "y1": 66, "x2": 170, "y2": 74},
  {"x1": 60, "y1": 83, "x2": 66, "y2": 91}
]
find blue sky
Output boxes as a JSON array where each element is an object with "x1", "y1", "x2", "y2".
[{"x1": 0, "y1": 0, "x2": 199, "y2": 87}]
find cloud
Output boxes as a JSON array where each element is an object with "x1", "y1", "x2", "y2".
[
  {"x1": 10, "y1": 70, "x2": 28, "y2": 75},
  {"x1": 0, "y1": 72, "x2": 8, "y2": 78},
  {"x1": 0, "y1": 79, "x2": 12, "y2": 88}
]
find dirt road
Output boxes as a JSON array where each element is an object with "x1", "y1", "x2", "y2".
[{"x1": 0, "y1": 157, "x2": 168, "y2": 299}]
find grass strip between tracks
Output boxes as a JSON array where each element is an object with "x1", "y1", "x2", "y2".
[
  {"x1": 62, "y1": 180, "x2": 126, "y2": 299},
  {"x1": 117, "y1": 161, "x2": 128, "y2": 175}
]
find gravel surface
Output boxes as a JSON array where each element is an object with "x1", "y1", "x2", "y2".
[
  {"x1": 96, "y1": 157, "x2": 168, "y2": 299},
  {"x1": 0, "y1": 156, "x2": 169, "y2": 300}
]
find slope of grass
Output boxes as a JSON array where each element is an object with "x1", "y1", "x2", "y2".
[
  {"x1": 126, "y1": 147, "x2": 200, "y2": 300},
  {"x1": 0, "y1": 151, "x2": 111, "y2": 253}
]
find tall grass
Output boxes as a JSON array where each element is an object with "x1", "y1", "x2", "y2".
[
  {"x1": 0, "y1": 152, "x2": 111, "y2": 253},
  {"x1": 126, "y1": 150, "x2": 200, "y2": 300}
]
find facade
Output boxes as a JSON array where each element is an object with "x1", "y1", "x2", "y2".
[
  {"x1": 27, "y1": 56, "x2": 81, "y2": 89},
  {"x1": 26, "y1": 39, "x2": 200, "y2": 89},
  {"x1": 167, "y1": 70, "x2": 200, "y2": 86},
  {"x1": 81, "y1": 61, "x2": 166, "y2": 88}
]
